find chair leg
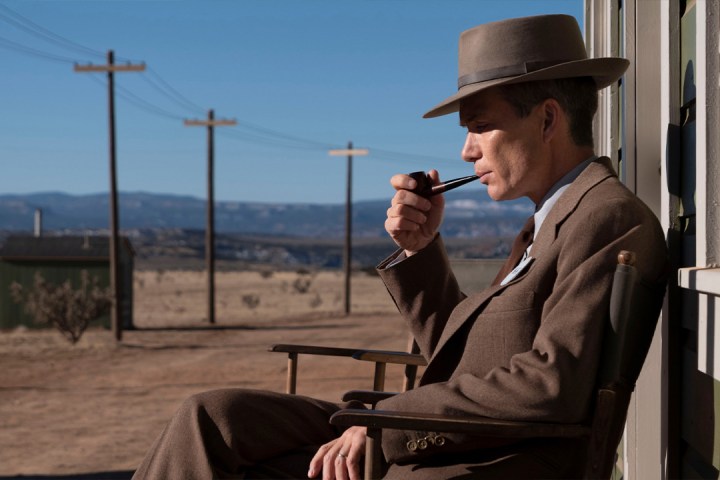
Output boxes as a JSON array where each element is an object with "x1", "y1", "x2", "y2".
[
  {"x1": 372, "y1": 362, "x2": 386, "y2": 392},
  {"x1": 286, "y1": 352, "x2": 298, "y2": 394},
  {"x1": 365, "y1": 426, "x2": 383, "y2": 480}
]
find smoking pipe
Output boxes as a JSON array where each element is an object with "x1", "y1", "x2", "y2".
[{"x1": 408, "y1": 171, "x2": 479, "y2": 197}]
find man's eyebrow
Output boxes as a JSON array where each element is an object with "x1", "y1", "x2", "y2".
[
  {"x1": 459, "y1": 112, "x2": 474, "y2": 127},
  {"x1": 459, "y1": 113, "x2": 481, "y2": 127}
]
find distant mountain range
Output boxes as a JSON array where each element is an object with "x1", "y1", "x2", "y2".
[{"x1": 0, "y1": 190, "x2": 534, "y2": 239}]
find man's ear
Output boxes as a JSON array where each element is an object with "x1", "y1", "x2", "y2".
[{"x1": 541, "y1": 99, "x2": 561, "y2": 142}]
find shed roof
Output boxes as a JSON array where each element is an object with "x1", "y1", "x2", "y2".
[{"x1": 0, "y1": 235, "x2": 135, "y2": 261}]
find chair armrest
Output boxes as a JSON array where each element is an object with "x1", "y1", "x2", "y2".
[
  {"x1": 269, "y1": 345, "x2": 427, "y2": 394},
  {"x1": 269, "y1": 344, "x2": 361, "y2": 357},
  {"x1": 269, "y1": 345, "x2": 426, "y2": 366},
  {"x1": 352, "y1": 350, "x2": 427, "y2": 367},
  {"x1": 330, "y1": 409, "x2": 591, "y2": 439},
  {"x1": 342, "y1": 390, "x2": 399, "y2": 405}
]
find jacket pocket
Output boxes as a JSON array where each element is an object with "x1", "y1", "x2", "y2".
[{"x1": 482, "y1": 290, "x2": 536, "y2": 313}]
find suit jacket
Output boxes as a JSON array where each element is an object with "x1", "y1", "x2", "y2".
[{"x1": 375, "y1": 157, "x2": 668, "y2": 468}]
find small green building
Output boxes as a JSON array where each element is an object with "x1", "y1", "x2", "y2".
[{"x1": 0, "y1": 235, "x2": 135, "y2": 330}]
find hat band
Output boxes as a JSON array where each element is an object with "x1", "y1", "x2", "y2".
[{"x1": 457, "y1": 59, "x2": 575, "y2": 89}]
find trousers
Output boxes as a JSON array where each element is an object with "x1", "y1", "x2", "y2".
[
  {"x1": 132, "y1": 389, "x2": 350, "y2": 479},
  {"x1": 132, "y1": 388, "x2": 583, "y2": 479}
]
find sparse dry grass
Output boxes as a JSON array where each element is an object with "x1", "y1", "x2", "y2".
[{"x1": 133, "y1": 269, "x2": 396, "y2": 327}]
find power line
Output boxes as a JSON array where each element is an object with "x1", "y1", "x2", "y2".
[
  {"x1": 0, "y1": 33, "x2": 77, "y2": 63},
  {"x1": 0, "y1": 3, "x2": 107, "y2": 60},
  {"x1": 84, "y1": 74, "x2": 186, "y2": 121},
  {"x1": 217, "y1": 128, "x2": 342, "y2": 151},
  {"x1": 115, "y1": 82, "x2": 187, "y2": 121},
  {"x1": 3, "y1": 5, "x2": 459, "y2": 170},
  {"x1": 234, "y1": 121, "x2": 340, "y2": 150},
  {"x1": 87, "y1": 73, "x2": 348, "y2": 149},
  {"x1": 369, "y1": 147, "x2": 450, "y2": 164},
  {"x1": 142, "y1": 67, "x2": 207, "y2": 116},
  {"x1": 86, "y1": 72, "x2": 348, "y2": 149}
]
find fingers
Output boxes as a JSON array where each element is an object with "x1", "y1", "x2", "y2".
[
  {"x1": 384, "y1": 172, "x2": 445, "y2": 253},
  {"x1": 388, "y1": 183, "x2": 433, "y2": 224},
  {"x1": 427, "y1": 169, "x2": 441, "y2": 185},
  {"x1": 390, "y1": 188, "x2": 433, "y2": 211},
  {"x1": 389, "y1": 173, "x2": 418, "y2": 191},
  {"x1": 308, "y1": 427, "x2": 366, "y2": 480},
  {"x1": 317, "y1": 445, "x2": 354, "y2": 480},
  {"x1": 389, "y1": 170, "x2": 442, "y2": 193},
  {"x1": 386, "y1": 202, "x2": 429, "y2": 229},
  {"x1": 308, "y1": 441, "x2": 331, "y2": 478},
  {"x1": 424, "y1": 170, "x2": 446, "y2": 207},
  {"x1": 330, "y1": 450, "x2": 350, "y2": 480},
  {"x1": 385, "y1": 188, "x2": 433, "y2": 238},
  {"x1": 341, "y1": 428, "x2": 365, "y2": 480}
]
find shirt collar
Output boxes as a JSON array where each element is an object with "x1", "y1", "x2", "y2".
[{"x1": 532, "y1": 155, "x2": 597, "y2": 242}]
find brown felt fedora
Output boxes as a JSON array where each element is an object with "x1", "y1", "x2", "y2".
[{"x1": 424, "y1": 14, "x2": 629, "y2": 118}]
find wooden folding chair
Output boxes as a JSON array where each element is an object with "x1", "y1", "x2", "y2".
[{"x1": 330, "y1": 250, "x2": 668, "y2": 479}]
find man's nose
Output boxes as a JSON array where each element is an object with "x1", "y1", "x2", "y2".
[{"x1": 461, "y1": 132, "x2": 479, "y2": 163}]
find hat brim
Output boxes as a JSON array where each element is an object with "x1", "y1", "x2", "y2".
[{"x1": 423, "y1": 57, "x2": 630, "y2": 118}]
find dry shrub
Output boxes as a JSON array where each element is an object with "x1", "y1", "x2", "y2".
[
  {"x1": 309, "y1": 293, "x2": 322, "y2": 308},
  {"x1": 10, "y1": 271, "x2": 113, "y2": 344},
  {"x1": 292, "y1": 269, "x2": 314, "y2": 294},
  {"x1": 242, "y1": 294, "x2": 260, "y2": 309}
]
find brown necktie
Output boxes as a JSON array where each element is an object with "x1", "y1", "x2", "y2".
[{"x1": 491, "y1": 215, "x2": 535, "y2": 286}]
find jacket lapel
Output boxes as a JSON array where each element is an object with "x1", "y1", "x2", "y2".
[
  {"x1": 428, "y1": 157, "x2": 617, "y2": 363},
  {"x1": 531, "y1": 157, "x2": 616, "y2": 253}
]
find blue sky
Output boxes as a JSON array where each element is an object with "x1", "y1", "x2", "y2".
[{"x1": 0, "y1": 0, "x2": 582, "y2": 204}]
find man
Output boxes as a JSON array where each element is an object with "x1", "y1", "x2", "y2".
[{"x1": 133, "y1": 14, "x2": 668, "y2": 480}]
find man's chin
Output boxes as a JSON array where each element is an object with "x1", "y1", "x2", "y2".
[
  {"x1": 486, "y1": 189, "x2": 507, "y2": 201},
  {"x1": 487, "y1": 189, "x2": 522, "y2": 202}
]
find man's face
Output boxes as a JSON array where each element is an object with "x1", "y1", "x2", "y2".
[{"x1": 459, "y1": 87, "x2": 549, "y2": 203}]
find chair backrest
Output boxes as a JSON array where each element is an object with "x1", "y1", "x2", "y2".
[{"x1": 583, "y1": 251, "x2": 667, "y2": 479}]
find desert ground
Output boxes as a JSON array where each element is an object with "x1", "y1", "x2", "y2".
[{"x1": 0, "y1": 269, "x2": 411, "y2": 479}]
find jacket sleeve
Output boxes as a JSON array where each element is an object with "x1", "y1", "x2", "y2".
[{"x1": 377, "y1": 234, "x2": 466, "y2": 360}]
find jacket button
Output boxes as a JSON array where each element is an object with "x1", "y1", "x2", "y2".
[
  {"x1": 417, "y1": 439, "x2": 428, "y2": 450},
  {"x1": 434, "y1": 435, "x2": 446, "y2": 447},
  {"x1": 406, "y1": 440, "x2": 417, "y2": 452}
]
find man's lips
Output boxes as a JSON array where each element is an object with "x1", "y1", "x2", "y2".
[{"x1": 476, "y1": 170, "x2": 491, "y2": 183}]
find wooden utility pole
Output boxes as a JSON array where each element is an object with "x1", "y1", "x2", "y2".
[
  {"x1": 184, "y1": 110, "x2": 236, "y2": 324},
  {"x1": 74, "y1": 50, "x2": 145, "y2": 342},
  {"x1": 329, "y1": 143, "x2": 369, "y2": 315}
]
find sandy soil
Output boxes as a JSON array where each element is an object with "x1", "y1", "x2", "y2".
[{"x1": 0, "y1": 270, "x2": 410, "y2": 479}]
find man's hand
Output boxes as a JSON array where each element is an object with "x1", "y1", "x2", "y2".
[
  {"x1": 308, "y1": 426, "x2": 367, "y2": 480},
  {"x1": 385, "y1": 170, "x2": 445, "y2": 255}
]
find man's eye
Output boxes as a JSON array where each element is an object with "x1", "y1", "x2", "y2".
[{"x1": 469, "y1": 123, "x2": 488, "y2": 133}]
